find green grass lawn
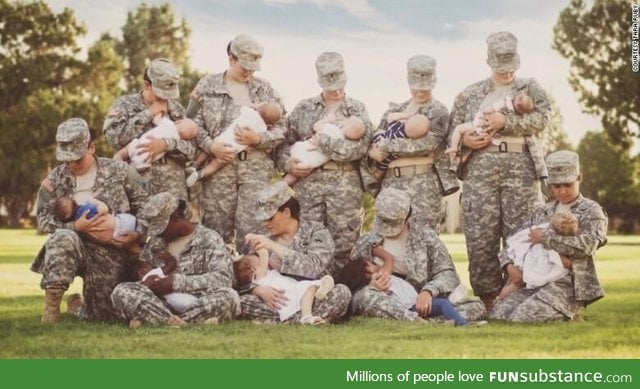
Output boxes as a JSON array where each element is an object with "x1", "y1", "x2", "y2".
[{"x1": 0, "y1": 229, "x2": 638, "y2": 358}]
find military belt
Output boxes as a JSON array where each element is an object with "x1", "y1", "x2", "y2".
[
  {"x1": 387, "y1": 164, "x2": 433, "y2": 178},
  {"x1": 484, "y1": 141, "x2": 527, "y2": 153},
  {"x1": 237, "y1": 150, "x2": 268, "y2": 161},
  {"x1": 321, "y1": 161, "x2": 356, "y2": 171}
]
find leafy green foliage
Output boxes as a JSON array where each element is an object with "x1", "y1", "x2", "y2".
[{"x1": 553, "y1": 0, "x2": 640, "y2": 149}]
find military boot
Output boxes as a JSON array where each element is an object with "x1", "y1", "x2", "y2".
[
  {"x1": 66, "y1": 293, "x2": 83, "y2": 316},
  {"x1": 479, "y1": 293, "x2": 498, "y2": 313},
  {"x1": 41, "y1": 289, "x2": 64, "y2": 323}
]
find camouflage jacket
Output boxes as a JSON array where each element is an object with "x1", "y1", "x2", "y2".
[
  {"x1": 36, "y1": 157, "x2": 149, "y2": 236},
  {"x1": 276, "y1": 220, "x2": 335, "y2": 280},
  {"x1": 375, "y1": 98, "x2": 449, "y2": 157},
  {"x1": 449, "y1": 77, "x2": 550, "y2": 178},
  {"x1": 279, "y1": 94, "x2": 373, "y2": 171},
  {"x1": 142, "y1": 224, "x2": 234, "y2": 293},
  {"x1": 499, "y1": 194, "x2": 607, "y2": 304},
  {"x1": 186, "y1": 72, "x2": 286, "y2": 153},
  {"x1": 103, "y1": 92, "x2": 193, "y2": 160},
  {"x1": 351, "y1": 225, "x2": 461, "y2": 297}
]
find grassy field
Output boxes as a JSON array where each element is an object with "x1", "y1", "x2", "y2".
[{"x1": 0, "y1": 229, "x2": 638, "y2": 358}]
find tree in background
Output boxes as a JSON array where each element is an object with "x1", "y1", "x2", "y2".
[
  {"x1": 577, "y1": 131, "x2": 640, "y2": 233},
  {"x1": 539, "y1": 94, "x2": 573, "y2": 156},
  {"x1": 0, "y1": 0, "x2": 85, "y2": 227},
  {"x1": 118, "y1": 3, "x2": 203, "y2": 106},
  {"x1": 554, "y1": 0, "x2": 640, "y2": 149}
]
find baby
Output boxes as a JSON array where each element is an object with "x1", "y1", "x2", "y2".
[
  {"x1": 368, "y1": 112, "x2": 430, "y2": 180},
  {"x1": 337, "y1": 256, "x2": 476, "y2": 326},
  {"x1": 234, "y1": 248, "x2": 334, "y2": 325},
  {"x1": 54, "y1": 197, "x2": 140, "y2": 253},
  {"x1": 498, "y1": 211, "x2": 579, "y2": 301},
  {"x1": 116, "y1": 116, "x2": 198, "y2": 172},
  {"x1": 283, "y1": 115, "x2": 366, "y2": 186},
  {"x1": 128, "y1": 255, "x2": 198, "y2": 315},
  {"x1": 446, "y1": 93, "x2": 534, "y2": 170},
  {"x1": 187, "y1": 102, "x2": 282, "y2": 187}
]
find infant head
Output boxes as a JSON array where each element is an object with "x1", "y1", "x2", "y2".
[
  {"x1": 233, "y1": 254, "x2": 258, "y2": 288},
  {"x1": 54, "y1": 197, "x2": 77, "y2": 223},
  {"x1": 341, "y1": 117, "x2": 366, "y2": 140},
  {"x1": 175, "y1": 118, "x2": 198, "y2": 140},
  {"x1": 257, "y1": 102, "x2": 283, "y2": 125},
  {"x1": 513, "y1": 93, "x2": 534, "y2": 115},
  {"x1": 550, "y1": 211, "x2": 578, "y2": 236}
]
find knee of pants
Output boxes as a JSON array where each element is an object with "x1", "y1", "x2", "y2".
[{"x1": 110, "y1": 282, "x2": 147, "y2": 318}]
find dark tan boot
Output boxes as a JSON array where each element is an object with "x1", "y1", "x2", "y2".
[
  {"x1": 480, "y1": 293, "x2": 498, "y2": 313},
  {"x1": 41, "y1": 289, "x2": 64, "y2": 323},
  {"x1": 66, "y1": 293, "x2": 83, "y2": 316}
]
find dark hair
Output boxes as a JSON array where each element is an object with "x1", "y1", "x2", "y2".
[
  {"x1": 125, "y1": 259, "x2": 148, "y2": 282},
  {"x1": 88, "y1": 128, "x2": 97, "y2": 143},
  {"x1": 278, "y1": 197, "x2": 300, "y2": 220},
  {"x1": 143, "y1": 67, "x2": 151, "y2": 84},
  {"x1": 53, "y1": 197, "x2": 77, "y2": 223},
  {"x1": 226, "y1": 42, "x2": 237, "y2": 60},
  {"x1": 336, "y1": 259, "x2": 371, "y2": 294},
  {"x1": 233, "y1": 256, "x2": 254, "y2": 289}
]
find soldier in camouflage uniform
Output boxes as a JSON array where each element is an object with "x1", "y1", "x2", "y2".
[
  {"x1": 103, "y1": 58, "x2": 194, "y2": 202},
  {"x1": 490, "y1": 151, "x2": 607, "y2": 322},
  {"x1": 350, "y1": 188, "x2": 485, "y2": 323},
  {"x1": 366, "y1": 55, "x2": 455, "y2": 230},
  {"x1": 239, "y1": 182, "x2": 351, "y2": 323},
  {"x1": 280, "y1": 52, "x2": 373, "y2": 276},
  {"x1": 111, "y1": 192, "x2": 240, "y2": 327},
  {"x1": 185, "y1": 35, "x2": 285, "y2": 252},
  {"x1": 32, "y1": 118, "x2": 149, "y2": 322},
  {"x1": 449, "y1": 32, "x2": 551, "y2": 308}
]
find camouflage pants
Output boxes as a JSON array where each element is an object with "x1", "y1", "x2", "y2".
[
  {"x1": 381, "y1": 169, "x2": 444, "y2": 231},
  {"x1": 460, "y1": 151, "x2": 542, "y2": 296},
  {"x1": 490, "y1": 275, "x2": 580, "y2": 322},
  {"x1": 199, "y1": 156, "x2": 273, "y2": 253},
  {"x1": 352, "y1": 286, "x2": 486, "y2": 323},
  {"x1": 144, "y1": 159, "x2": 189, "y2": 203},
  {"x1": 37, "y1": 229, "x2": 128, "y2": 322},
  {"x1": 294, "y1": 168, "x2": 364, "y2": 276},
  {"x1": 238, "y1": 283, "x2": 351, "y2": 323},
  {"x1": 111, "y1": 282, "x2": 240, "y2": 324}
]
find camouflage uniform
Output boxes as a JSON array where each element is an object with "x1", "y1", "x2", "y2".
[
  {"x1": 239, "y1": 182, "x2": 351, "y2": 323},
  {"x1": 491, "y1": 151, "x2": 607, "y2": 322},
  {"x1": 111, "y1": 193, "x2": 240, "y2": 324},
  {"x1": 280, "y1": 52, "x2": 373, "y2": 276},
  {"x1": 186, "y1": 36, "x2": 285, "y2": 252},
  {"x1": 450, "y1": 32, "x2": 550, "y2": 298},
  {"x1": 372, "y1": 55, "x2": 452, "y2": 230},
  {"x1": 350, "y1": 188, "x2": 485, "y2": 322},
  {"x1": 32, "y1": 118, "x2": 149, "y2": 322},
  {"x1": 103, "y1": 59, "x2": 193, "y2": 202}
]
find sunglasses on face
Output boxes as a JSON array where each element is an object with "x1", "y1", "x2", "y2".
[{"x1": 551, "y1": 183, "x2": 573, "y2": 189}]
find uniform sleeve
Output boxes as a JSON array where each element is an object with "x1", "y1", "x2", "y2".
[
  {"x1": 279, "y1": 225, "x2": 335, "y2": 279},
  {"x1": 540, "y1": 205, "x2": 608, "y2": 258},
  {"x1": 278, "y1": 103, "x2": 304, "y2": 172},
  {"x1": 500, "y1": 78, "x2": 551, "y2": 137},
  {"x1": 350, "y1": 232, "x2": 384, "y2": 261},
  {"x1": 122, "y1": 164, "x2": 150, "y2": 236},
  {"x1": 163, "y1": 104, "x2": 196, "y2": 161},
  {"x1": 173, "y1": 236, "x2": 235, "y2": 292},
  {"x1": 187, "y1": 79, "x2": 216, "y2": 153},
  {"x1": 377, "y1": 104, "x2": 450, "y2": 156},
  {"x1": 419, "y1": 231, "x2": 460, "y2": 297},
  {"x1": 317, "y1": 101, "x2": 373, "y2": 162},
  {"x1": 36, "y1": 182, "x2": 75, "y2": 233},
  {"x1": 103, "y1": 97, "x2": 154, "y2": 149}
]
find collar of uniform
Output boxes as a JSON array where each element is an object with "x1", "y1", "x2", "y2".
[
  {"x1": 552, "y1": 193, "x2": 584, "y2": 212},
  {"x1": 312, "y1": 93, "x2": 356, "y2": 111},
  {"x1": 212, "y1": 71, "x2": 265, "y2": 98},
  {"x1": 482, "y1": 77, "x2": 528, "y2": 94},
  {"x1": 172, "y1": 224, "x2": 205, "y2": 255}
]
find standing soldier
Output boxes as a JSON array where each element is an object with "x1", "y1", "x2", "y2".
[
  {"x1": 186, "y1": 34, "x2": 285, "y2": 252},
  {"x1": 280, "y1": 52, "x2": 373, "y2": 276},
  {"x1": 32, "y1": 118, "x2": 149, "y2": 322},
  {"x1": 103, "y1": 58, "x2": 194, "y2": 202},
  {"x1": 111, "y1": 193, "x2": 240, "y2": 327},
  {"x1": 366, "y1": 55, "x2": 454, "y2": 230},
  {"x1": 449, "y1": 32, "x2": 551, "y2": 310}
]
